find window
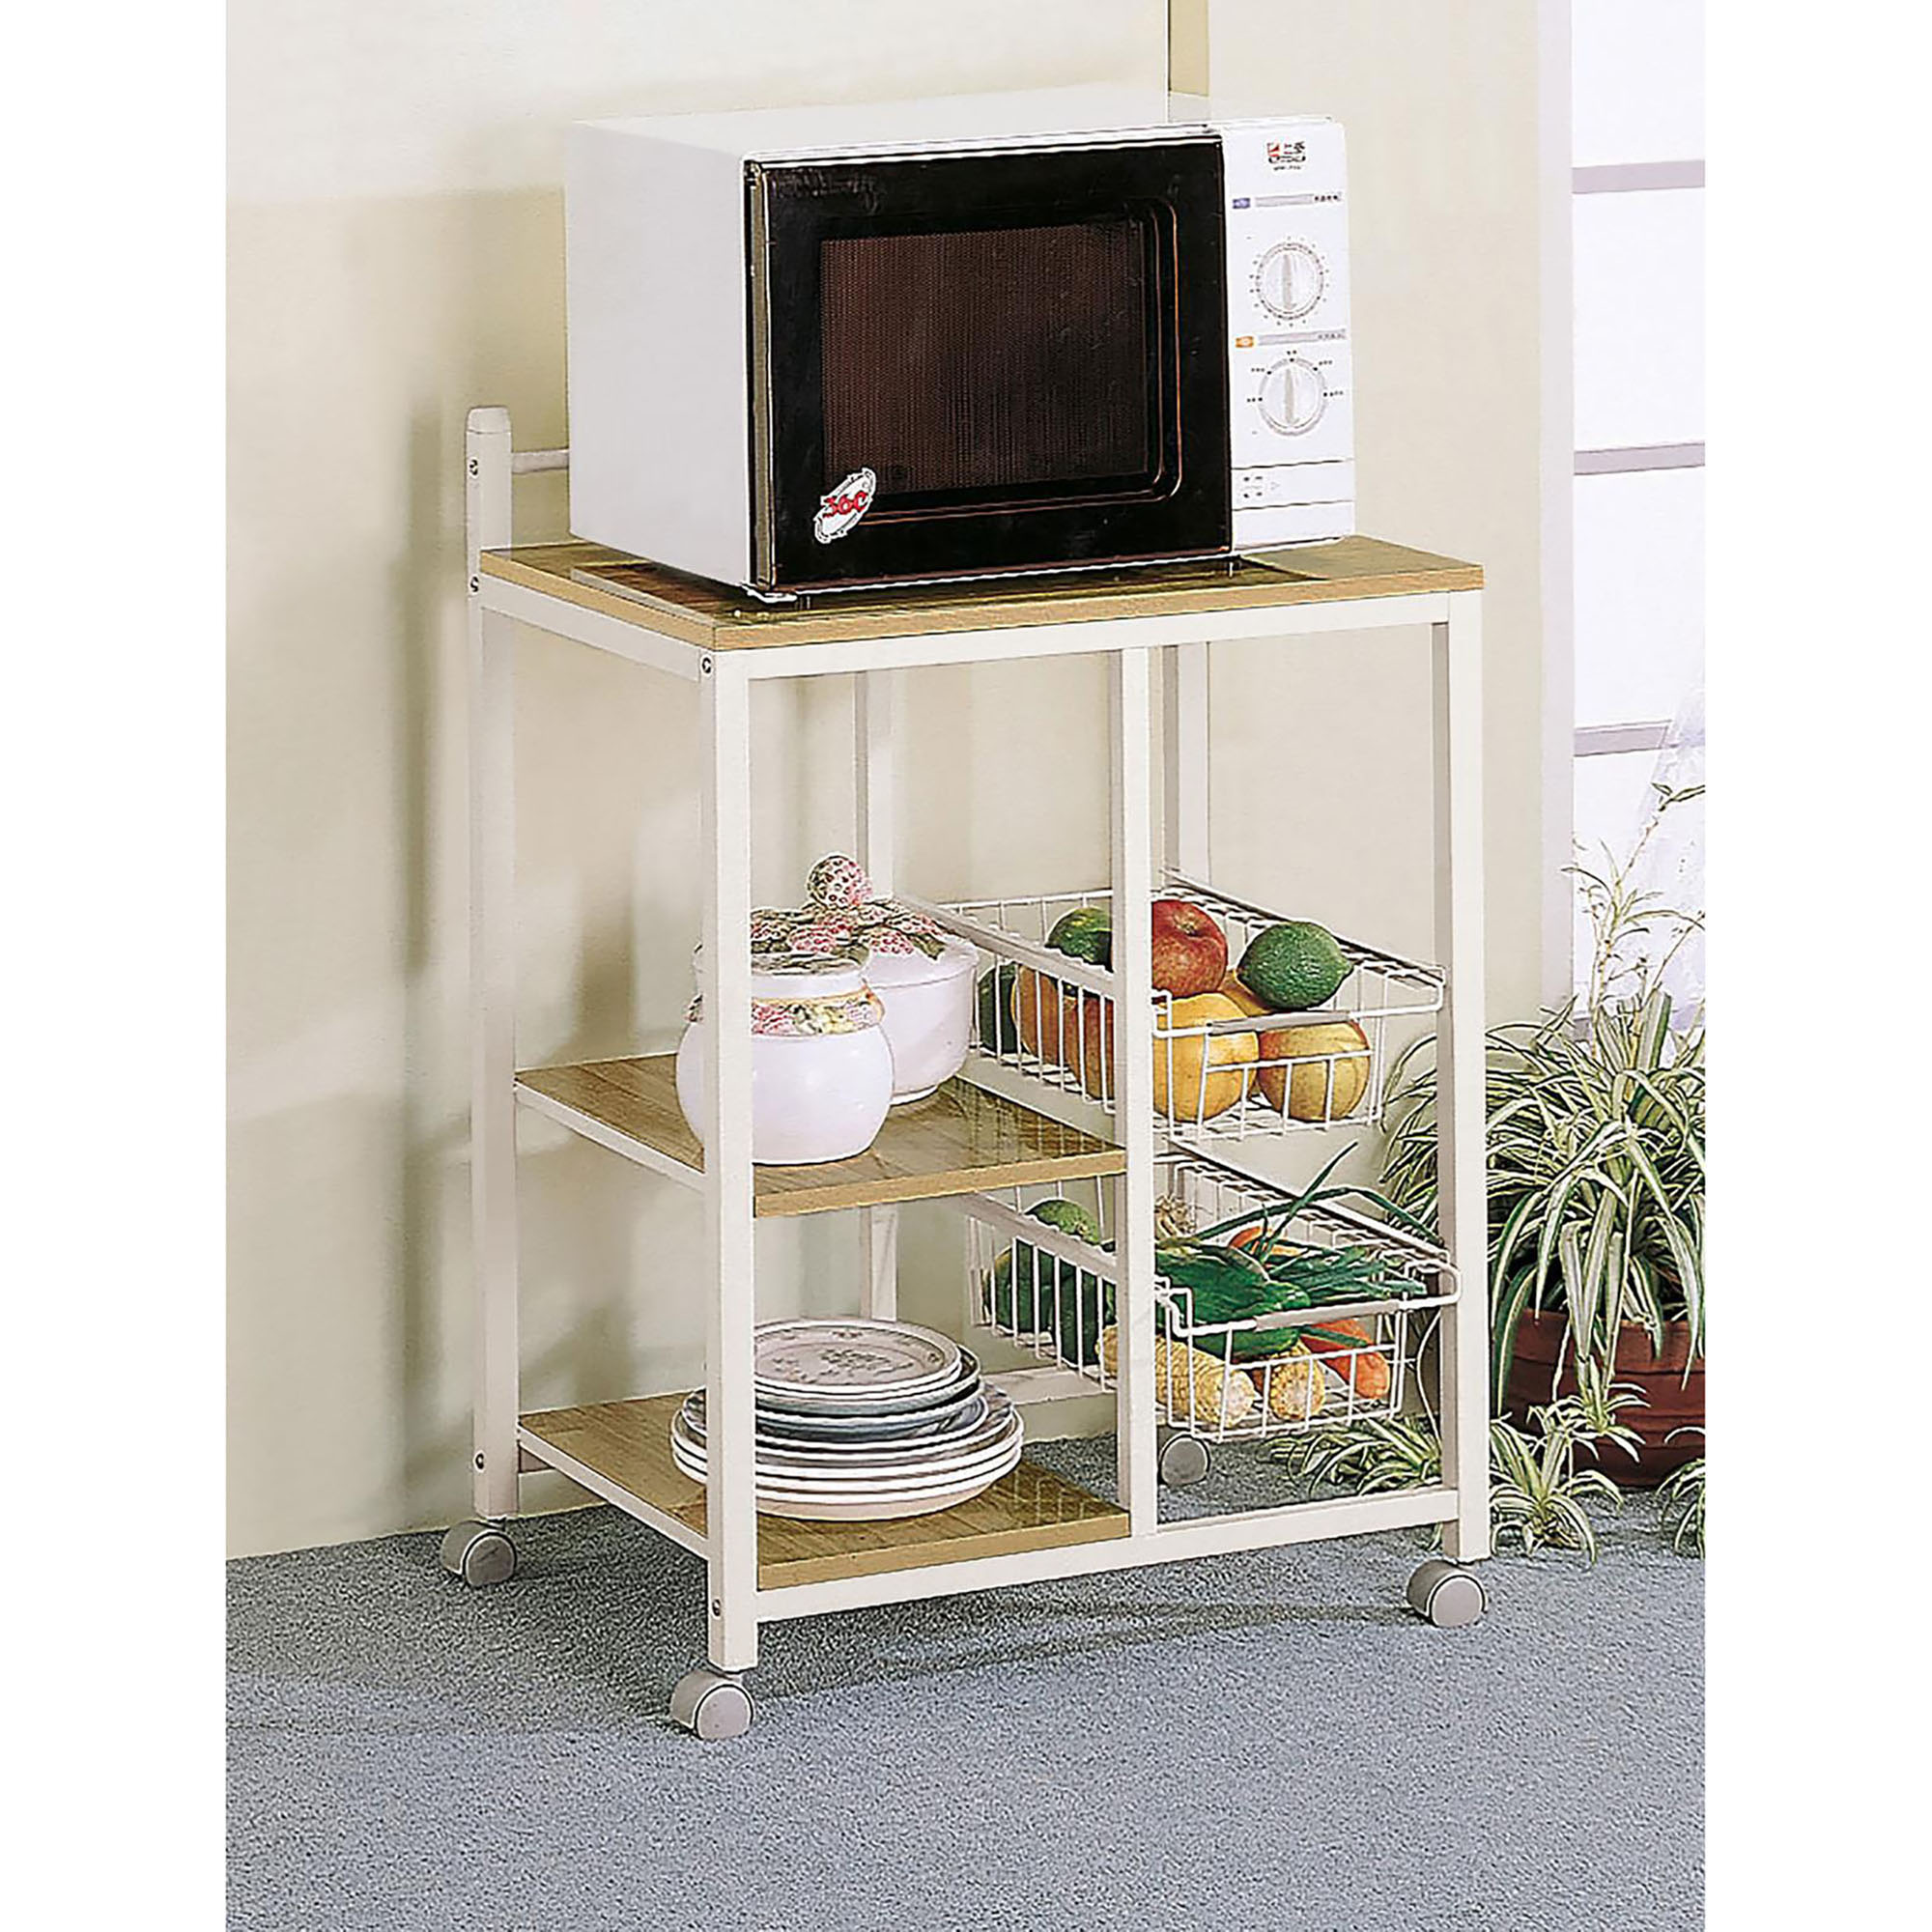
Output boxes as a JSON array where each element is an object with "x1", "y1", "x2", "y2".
[{"x1": 1565, "y1": 0, "x2": 1705, "y2": 1003}]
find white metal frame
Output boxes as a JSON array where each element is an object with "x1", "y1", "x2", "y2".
[{"x1": 465, "y1": 407, "x2": 1489, "y2": 1681}]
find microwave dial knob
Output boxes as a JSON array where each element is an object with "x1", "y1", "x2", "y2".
[
  {"x1": 1259, "y1": 356, "x2": 1328, "y2": 435},
  {"x1": 1255, "y1": 241, "x2": 1324, "y2": 320}
]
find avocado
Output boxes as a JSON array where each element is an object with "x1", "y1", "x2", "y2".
[{"x1": 1047, "y1": 905, "x2": 1113, "y2": 968}]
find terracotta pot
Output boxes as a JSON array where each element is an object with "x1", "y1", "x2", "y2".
[{"x1": 1502, "y1": 1309, "x2": 1703, "y2": 1487}]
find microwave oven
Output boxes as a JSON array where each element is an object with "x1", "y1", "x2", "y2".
[{"x1": 565, "y1": 87, "x2": 1353, "y2": 599}]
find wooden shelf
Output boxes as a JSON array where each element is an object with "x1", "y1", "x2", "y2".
[
  {"x1": 514, "y1": 1054, "x2": 1125, "y2": 1217},
  {"x1": 520, "y1": 1395, "x2": 1128, "y2": 1589},
  {"x1": 479, "y1": 533, "x2": 1483, "y2": 653}
]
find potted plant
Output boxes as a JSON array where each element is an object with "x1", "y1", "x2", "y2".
[
  {"x1": 1276, "y1": 1388, "x2": 1640, "y2": 1562},
  {"x1": 1379, "y1": 787, "x2": 1706, "y2": 1482}
]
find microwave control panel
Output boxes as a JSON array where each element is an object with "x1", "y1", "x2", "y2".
[{"x1": 1219, "y1": 118, "x2": 1354, "y2": 543}]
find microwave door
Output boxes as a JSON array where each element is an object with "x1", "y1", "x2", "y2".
[{"x1": 749, "y1": 138, "x2": 1230, "y2": 592}]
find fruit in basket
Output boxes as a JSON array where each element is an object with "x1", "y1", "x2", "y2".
[
  {"x1": 1070, "y1": 995, "x2": 1114, "y2": 1099},
  {"x1": 1074, "y1": 991, "x2": 1258, "y2": 1120},
  {"x1": 1236, "y1": 921, "x2": 1350, "y2": 1011},
  {"x1": 1253, "y1": 1351, "x2": 1326, "y2": 1423},
  {"x1": 1256, "y1": 1018, "x2": 1372, "y2": 1121},
  {"x1": 1012, "y1": 968, "x2": 1071, "y2": 1064},
  {"x1": 1300, "y1": 1317, "x2": 1391, "y2": 1402},
  {"x1": 1155, "y1": 993, "x2": 1258, "y2": 1120},
  {"x1": 1218, "y1": 974, "x2": 1272, "y2": 1020},
  {"x1": 1046, "y1": 905, "x2": 1114, "y2": 966},
  {"x1": 1098, "y1": 1327, "x2": 1257, "y2": 1427},
  {"x1": 1150, "y1": 898, "x2": 1229, "y2": 996},
  {"x1": 976, "y1": 963, "x2": 1021, "y2": 1056}
]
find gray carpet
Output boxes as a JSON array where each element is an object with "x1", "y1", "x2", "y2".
[{"x1": 228, "y1": 1438, "x2": 1703, "y2": 1931}]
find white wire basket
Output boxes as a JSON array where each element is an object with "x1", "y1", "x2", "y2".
[
  {"x1": 962, "y1": 1150, "x2": 1458, "y2": 1446},
  {"x1": 921, "y1": 876, "x2": 1443, "y2": 1150}
]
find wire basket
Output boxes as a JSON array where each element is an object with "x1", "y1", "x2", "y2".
[
  {"x1": 962, "y1": 1151, "x2": 1457, "y2": 1445},
  {"x1": 924, "y1": 876, "x2": 1443, "y2": 1150}
]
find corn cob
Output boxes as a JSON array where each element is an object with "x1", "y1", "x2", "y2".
[
  {"x1": 1252, "y1": 1351, "x2": 1325, "y2": 1423},
  {"x1": 1098, "y1": 1326, "x2": 1257, "y2": 1427},
  {"x1": 1152, "y1": 1195, "x2": 1197, "y2": 1244}
]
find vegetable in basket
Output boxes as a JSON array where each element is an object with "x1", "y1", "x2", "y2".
[
  {"x1": 1298, "y1": 1318, "x2": 1391, "y2": 1402},
  {"x1": 1097, "y1": 1327, "x2": 1257, "y2": 1427},
  {"x1": 989, "y1": 1198, "x2": 1113, "y2": 1366}
]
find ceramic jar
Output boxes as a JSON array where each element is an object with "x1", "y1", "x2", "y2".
[
  {"x1": 675, "y1": 953, "x2": 895, "y2": 1165},
  {"x1": 747, "y1": 853, "x2": 979, "y2": 1105},
  {"x1": 862, "y1": 934, "x2": 980, "y2": 1102}
]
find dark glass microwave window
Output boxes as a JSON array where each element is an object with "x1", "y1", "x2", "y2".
[{"x1": 817, "y1": 220, "x2": 1154, "y2": 502}]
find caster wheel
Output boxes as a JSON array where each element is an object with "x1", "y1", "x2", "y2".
[
  {"x1": 1157, "y1": 1430, "x2": 1210, "y2": 1489},
  {"x1": 439, "y1": 1520, "x2": 518, "y2": 1589},
  {"x1": 1407, "y1": 1558, "x2": 1487, "y2": 1629},
  {"x1": 669, "y1": 1666, "x2": 755, "y2": 1741}
]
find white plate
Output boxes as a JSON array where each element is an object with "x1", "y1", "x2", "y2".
[
  {"x1": 673, "y1": 1398, "x2": 1015, "y2": 1474},
  {"x1": 753, "y1": 1319, "x2": 962, "y2": 1401},
  {"x1": 671, "y1": 1408, "x2": 1021, "y2": 1489},
  {"x1": 753, "y1": 1351, "x2": 980, "y2": 1417},
  {"x1": 754, "y1": 1445, "x2": 1027, "y2": 1521},
  {"x1": 670, "y1": 1428, "x2": 1023, "y2": 1494},
  {"x1": 684, "y1": 1372, "x2": 986, "y2": 1439}
]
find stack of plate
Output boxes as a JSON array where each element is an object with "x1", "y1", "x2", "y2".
[{"x1": 670, "y1": 1319, "x2": 1023, "y2": 1522}]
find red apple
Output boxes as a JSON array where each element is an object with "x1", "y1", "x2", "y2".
[{"x1": 1149, "y1": 898, "x2": 1229, "y2": 997}]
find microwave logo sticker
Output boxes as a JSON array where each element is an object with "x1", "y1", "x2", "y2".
[
  {"x1": 814, "y1": 468, "x2": 876, "y2": 543},
  {"x1": 1266, "y1": 139, "x2": 1307, "y2": 168}
]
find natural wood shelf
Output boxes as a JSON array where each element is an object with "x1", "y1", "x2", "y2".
[
  {"x1": 480, "y1": 533, "x2": 1483, "y2": 652},
  {"x1": 520, "y1": 1394, "x2": 1128, "y2": 1588},
  {"x1": 514, "y1": 1053, "x2": 1125, "y2": 1216}
]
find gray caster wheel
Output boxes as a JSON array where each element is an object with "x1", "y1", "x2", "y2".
[
  {"x1": 669, "y1": 1666, "x2": 755, "y2": 1741},
  {"x1": 1158, "y1": 1429, "x2": 1211, "y2": 1489},
  {"x1": 1407, "y1": 1558, "x2": 1487, "y2": 1628},
  {"x1": 439, "y1": 1520, "x2": 518, "y2": 1589}
]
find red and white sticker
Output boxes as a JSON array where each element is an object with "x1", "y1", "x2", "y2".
[{"x1": 813, "y1": 468, "x2": 876, "y2": 543}]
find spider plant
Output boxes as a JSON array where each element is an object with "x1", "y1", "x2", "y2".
[
  {"x1": 1490, "y1": 1400, "x2": 1625, "y2": 1561},
  {"x1": 1276, "y1": 1413, "x2": 1442, "y2": 1494},
  {"x1": 1566, "y1": 1365, "x2": 1649, "y2": 1465},
  {"x1": 1380, "y1": 785, "x2": 1706, "y2": 1396},
  {"x1": 1275, "y1": 1399, "x2": 1627, "y2": 1561},
  {"x1": 1657, "y1": 1433, "x2": 1707, "y2": 1555}
]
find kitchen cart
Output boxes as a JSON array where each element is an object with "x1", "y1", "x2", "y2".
[{"x1": 445, "y1": 406, "x2": 1490, "y2": 1739}]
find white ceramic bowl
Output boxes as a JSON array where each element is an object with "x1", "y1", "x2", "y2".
[
  {"x1": 862, "y1": 935, "x2": 979, "y2": 1102},
  {"x1": 675, "y1": 958, "x2": 895, "y2": 1165}
]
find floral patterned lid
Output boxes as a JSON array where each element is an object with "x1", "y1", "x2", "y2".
[
  {"x1": 686, "y1": 950, "x2": 886, "y2": 1038},
  {"x1": 750, "y1": 854, "x2": 957, "y2": 964}
]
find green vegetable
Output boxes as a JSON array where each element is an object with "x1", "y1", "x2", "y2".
[
  {"x1": 989, "y1": 1199, "x2": 1113, "y2": 1365},
  {"x1": 975, "y1": 962, "x2": 1021, "y2": 1055},
  {"x1": 1029, "y1": 1196, "x2": 1101, "y2": 1244}
]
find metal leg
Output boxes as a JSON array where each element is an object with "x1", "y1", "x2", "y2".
[
  {"x1": 467, "y1": 409, "x2": 519, "y2": 1523},
  {"x1": 1161, "y1": 641, "x2": 1210, "y2": 881},
  {"x1": 855, "y1": 668, "x2": 896, "y2": 893},
  {"x1": 1111, "y1": 647, "x2": 1159, "y2": 1531},
  {"x1": 855, "y1": 669, "x2": 899, "y2": 1319},
  {"x1": 859, "y1": 1208, "x2": 899, "y2": 1321},
  {"x1": 1433, "y1": 590, "x2": 1491, "y2": 1563},
  {"x1": 700, "y1": 655, "x2": 759, "y2": 1672}
]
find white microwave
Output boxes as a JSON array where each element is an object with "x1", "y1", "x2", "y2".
[{"x1": 565, "y1": 87, "x2": 1354, "y2": 599}]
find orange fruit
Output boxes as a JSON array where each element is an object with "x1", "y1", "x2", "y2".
[
  {"x1": 1012, "y1": 968, "x2": 1072, "y2": 1065},
  {"x1": 1256, "y1": 1018, "x2": 1372, "y2": 1121},
  {"x1": 1154, "y1": 993, "x2": 1259, "y2": 1122}
]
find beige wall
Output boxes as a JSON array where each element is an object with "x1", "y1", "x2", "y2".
[
  {"x1": 1201, "y1": 1, "x2": 1551, "y2": 1028},
  {"x1": 228, "y1": 1, "x2": 1549, "y2": 1555}
]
